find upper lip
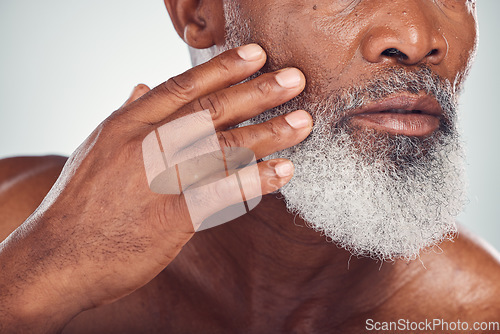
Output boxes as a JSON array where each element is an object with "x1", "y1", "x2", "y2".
[{"x1": 347, "y1": 93, "x2": 443, "y2": 118}]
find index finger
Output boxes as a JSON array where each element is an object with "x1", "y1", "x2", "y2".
[{"x1": 118, "y1": 44, "x2": 267, "y2": 124}]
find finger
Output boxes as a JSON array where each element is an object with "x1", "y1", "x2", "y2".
[
  {"x1": 150, "y1": 65, "x2": 306, "y2": 168},
  {"x1": 217, "y1": 109, "x2": 313, "y2": 161},
  {"x1": 175, "y1": 67, "x2": 306, "y2": 131},
  {"x1": 147, "y1": 108, "x2": 310, "y2": 192},
  {"x1": 190, "y1": 157, "x2": 294, "y2": 196},
  {"x1": 181, "y1": 159, "x2": 294, "y2": 231},
  {"x1": 121, "y1": 84, "x2": 151, "y2": 108},
  {"x1": 118, "y1": 44, "x2": 267, "y2": 124},
  {"x1": 257, "y1": 159, "x2": 295, "y2": 195}
]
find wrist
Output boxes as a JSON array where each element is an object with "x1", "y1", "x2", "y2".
[{"x1": 0, "y1": 222, "x2": 87, "y2": 333}]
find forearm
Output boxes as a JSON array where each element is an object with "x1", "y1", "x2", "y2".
[{"x1": 0, "y1": 217, "x2": 86, "y2": 334}]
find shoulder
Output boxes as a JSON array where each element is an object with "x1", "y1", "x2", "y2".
[
  {"x1": 440, "y1": 226, "x2": 500, "y2": 315},
  {"x1": 0, "y1": 155, "x2": 67, "y2": 182},
  {"x1": 433, "y1": 226, "x2": 500, "y2": 297},
  {"x1": 0, "y1": 155, "x2": 67, "y2": 240},
  {"x1": 389, "y1": 226, "x2": 500, "y2": 320}
]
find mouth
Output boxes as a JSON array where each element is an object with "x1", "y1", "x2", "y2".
[{"x1": 346, "y1": 93, "x2": 443, "y2": 137}]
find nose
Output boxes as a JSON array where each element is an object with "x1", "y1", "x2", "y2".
[{"x1": 360, "y1": 3, "x2": 448, "y2": 66}]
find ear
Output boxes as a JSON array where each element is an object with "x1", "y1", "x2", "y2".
[{"x1": 165, "y1": 0, "x2": 225, "y2": 49}]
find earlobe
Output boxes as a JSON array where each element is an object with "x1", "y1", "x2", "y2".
[
  {"x1": 183, "y1": 22, "x2": 210, "y2": 49},
  {"x1": 164, "y1": 0, "x2": 225, "y2": 49}
]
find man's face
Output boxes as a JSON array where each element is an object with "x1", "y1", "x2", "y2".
[
  {"x1": 197, "y1": 0, "x2": 477, "y2": 261},
  {"x1": 231, "y1": 0, "x2": 477, "y2": 101}
]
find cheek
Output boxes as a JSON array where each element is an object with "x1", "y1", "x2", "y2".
[
  {"x1": 442, "y1": 19, "x2": 478, "y2": 81},
  {"x1": 248, "y1": 6, "x2": 364, "y2": 95},
  {"x1": 430, "y1": 0, "x2": 478, "y2": 79}
]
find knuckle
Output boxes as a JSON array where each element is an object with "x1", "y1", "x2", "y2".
[
  {"x1": 217, "y1": 131, "x2": 243, "y2": 149},
  {"x1": 161, "y1": 74, "x2": 196, "y2": 102},
  {"x1": 198, "y1": 91, "x2": 229, "y2": 121},
  {"x1": 254, "y1": 79, "x2": 274, "y2": 97},
  {"x1": 265, "y1": 121, "x2": 283, "y2": 143},
  {"x1": 213, "y1": 55, "x2": 233, "y2": 75}
]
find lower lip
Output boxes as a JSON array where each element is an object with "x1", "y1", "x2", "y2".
[{"x1": 349, "y1": 113, "x2": 440, "y2": 137}]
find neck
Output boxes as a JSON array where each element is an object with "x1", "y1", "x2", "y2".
[{"x1": 194, "y1": 195, "x2": 422, "y2": 319}]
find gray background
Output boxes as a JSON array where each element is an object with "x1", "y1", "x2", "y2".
[{"x1": 0, "y1": 1, "x2": 498, "y2": 250}]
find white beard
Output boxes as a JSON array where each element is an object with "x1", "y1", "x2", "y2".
[{"x1": 189, "y1": 1, "x2": 467, "y2": 261}]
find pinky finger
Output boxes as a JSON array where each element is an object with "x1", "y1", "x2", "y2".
[
  {"x1": 182, "y1": 159, "x2": 294, "y2": 231},
  {"x1": 256, "y1": 159, "x2": 295, "y2": 195}
]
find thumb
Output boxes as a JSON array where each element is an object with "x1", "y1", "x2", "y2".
[{"x1": 121, "y1": 84, "x2": 151, "y2": 107}]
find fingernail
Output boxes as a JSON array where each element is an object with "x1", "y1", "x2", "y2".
[
  {"x1": 275, "y1": 68, "x2": 302, "y2": 89},
  {"x1": 237, "y1": 44, "x2": 264, "y2": 61},
  {"x1": 275, "y1": 161, "x2": 294, "y2": 178},
  {"x1": 285, "y1": 110, "x2": 311, "y2": 129}
]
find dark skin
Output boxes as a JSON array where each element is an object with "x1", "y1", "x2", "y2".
[{"x1": 1, "y1": 0, "x2": 499, "y2": 333}]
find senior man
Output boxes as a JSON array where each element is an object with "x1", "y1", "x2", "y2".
[{"x1": 1, "y1": 0, "x2": 499, "y2": 333}]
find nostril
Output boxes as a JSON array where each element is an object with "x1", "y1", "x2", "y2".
[
  {"x1": 426, "y1": 49, "x2": 439, "y2": 57},
  {"x1": 381, "y1": 48, "x2": 409, "y2": 60}
]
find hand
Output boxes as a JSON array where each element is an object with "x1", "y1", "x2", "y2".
[{"x1": 0, "y1": 44, "x2": 312, "y2": 332}]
